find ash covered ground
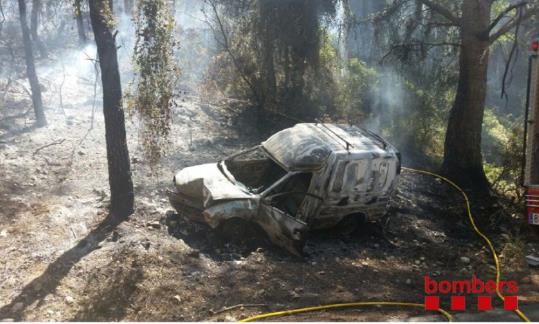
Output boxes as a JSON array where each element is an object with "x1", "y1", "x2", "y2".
[{"x1": 0, "y1": 49, "x2": 539, "y2": 321}]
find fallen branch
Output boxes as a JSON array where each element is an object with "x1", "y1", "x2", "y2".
[
  {"x1": 210, "y1": 303, "x2": 267, "y2": 315},
  {"x1": 32, "y1": 138, "x2": 66, "y2": 156}
]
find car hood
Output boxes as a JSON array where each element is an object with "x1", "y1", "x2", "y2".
[{"x1": 173, "y1": 163, "x2": 253, "y2": 207}]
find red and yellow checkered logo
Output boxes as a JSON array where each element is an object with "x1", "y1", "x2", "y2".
[{"x1": 424, "y1": 276, "x2": 518, "y2": 311}]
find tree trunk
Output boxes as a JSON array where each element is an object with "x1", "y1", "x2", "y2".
[
  {"x1": 89, "y1": 0, "x2": 134, "y2": 219},
  {"x1": 123, "y1": 0, "x2": 133, "y2": 15},
  {"x1": 442, "y1": 0, "x2": 491, "y2": 192},
  {"x1": 74, "y1": 0, "x2": 87, "y2": 45},
  {"x1": 30, "y1": 0, "x2": 46, "y2": 57},
  {"x1": 259, "y1": 0, "x2": 277, "y2": 113},
  {"x1": 18, "y1": 0, "x2": 46, "y2": 127}
]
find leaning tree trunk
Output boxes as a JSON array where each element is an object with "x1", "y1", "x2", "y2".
[
  {"x1": 74, "y1": 0, "x2": 87, "y2": 45},
  {"x1": 442, "y1": 0, "x2": 491, "y2": 192},
  {"x1": 30, "y1": 0, "x2": 46, "y2": 57},
  {"x1": 18, "y1": 0, "x2": 46, "y2": 127},
  {"x1": 89, "y1": 0, "x2": 134, "y2": 218}
]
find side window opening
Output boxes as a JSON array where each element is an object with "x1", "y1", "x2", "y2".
[{"x1": 270, "y1": 173, "x2": 313, "y2": 217}]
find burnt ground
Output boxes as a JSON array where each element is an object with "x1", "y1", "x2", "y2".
[{"x1": 1, "y1": 74, "x2": 539, "y2": 321}]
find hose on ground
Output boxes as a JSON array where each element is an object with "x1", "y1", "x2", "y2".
[
  {"x1": 403, "y1": 167, "x2": 530, "y2": 322},
  {"x1": 240, "y1": 302, "x2": 452, "y2": 322},
  {"x1": 239, "y1": 167, "x2": 531, "y2": 322}
]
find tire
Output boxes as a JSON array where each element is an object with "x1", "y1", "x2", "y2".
[
  {"x1": 333, "y1": 213, "x2": 366, "y2": 236},
  {"x1": 217, "y1": 218, "x2": 262, "y2": 243}
]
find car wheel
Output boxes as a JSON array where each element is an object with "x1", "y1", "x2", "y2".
[
  {"x1": 218, "y1": 218, "x2": 262, "y2": 242},
  {"x1": 333, "y1": 213, "x2": 366, "y2": 236}
]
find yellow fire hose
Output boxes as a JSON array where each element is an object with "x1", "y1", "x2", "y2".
[
  {"x1": 239, "y1": 301, "x2": 452, "y2": 322},
  {"x1": 239, "y1": 167, "x2": 531, "y2": 322}
]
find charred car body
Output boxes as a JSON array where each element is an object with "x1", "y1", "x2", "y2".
[{"x1": 168, "y1": 123, "x2": 401, "y2": 254}]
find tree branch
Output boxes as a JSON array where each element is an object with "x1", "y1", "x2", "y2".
[
  {"x1": 210, "y1": 304, "x2": 267, "y2": 315},
  {"x1": 487, "y1": 1, "x2": 528, "y2": 32},
  {"x1": 32, "y1": 138, "x2": 66, "y2": 156},
  {"x1": 370, "y1": 0, "x2": 406, "y2": 23},
  {"x1": 380, "y1": 41, "x2": 460, "y2": 63},
  {"x1": 417, "y1": 0, "x2": 460, "y2": 26},
  {"x1": 206, "y1": 0, "x2": 261, "y2": 105},
  {"x1": 489, "y1": 6, "x2": 539, "y2": 42},
  {"x1": 500, "y1": 8, "x2": 522, "y2": 100}
]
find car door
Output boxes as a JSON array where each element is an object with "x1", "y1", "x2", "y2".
[
  {"x1": 257, "y1": 201, "x2": 308, "y2": 255},
  {"x1": 256, "y1": 172, "x2": 322, "y2": 255}
]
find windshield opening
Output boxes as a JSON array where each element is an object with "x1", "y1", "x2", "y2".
[{"x1": 224, "y1": 146, "x2": 287, "y2": 193}]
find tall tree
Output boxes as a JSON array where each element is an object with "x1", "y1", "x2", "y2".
[
  {"x1": 30, "y1": 0, "x2": 46, "y2": 57},
  {"x1": 210, "y1": 0, "x2": 337, "y2": 121},
  {"x1": 18, "y1": 0, "x2": 46, "y2": 127},
  {"x1": 74, "y1": 0, "x2": 87, "y2": 45},
  {"x1": 417, "y1": 0, "x2": 538, "y2": 192},
  {"x1": 89, "y1": 0, "x2": 134, "y2": 218},
  {"x1": 258, "y1": 0, "x2": 277, "y2": 112}
]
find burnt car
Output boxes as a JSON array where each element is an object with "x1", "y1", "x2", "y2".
[{"x1": 167, "y1": 123, "x2": 400, "y2": 255}]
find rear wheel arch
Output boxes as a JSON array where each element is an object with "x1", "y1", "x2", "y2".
[{"x1": 333, "y1": 212, "x2": 367, "y2": 235}]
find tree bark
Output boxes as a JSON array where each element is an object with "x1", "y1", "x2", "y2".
[
  {"x1": 259, "y1": 0, "x2": 277, "y2": 113},
  {"x1": 30, "y1": 0, "x2": 46, "y2": 57},
  {"x1": 18, "y1": 0, "x2": 46, "y2": 127},
  {"x1": 441, "y1": 0, "x2": 491, "y2": 192},
  {"x1": 74, "y1": 0, "x2": 87, "y2": 45},
  {"x1": 89, "y1": 0, "x2": 134, "y2": 219}
]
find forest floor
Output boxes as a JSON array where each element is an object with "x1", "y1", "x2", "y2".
[{"x1": 1, "y1": 65, "x2": 539, "y2": 321}]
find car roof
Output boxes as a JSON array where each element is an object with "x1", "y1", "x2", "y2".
[{"x1": 261, "y1": 123, "x2": 392, "y2": 171}]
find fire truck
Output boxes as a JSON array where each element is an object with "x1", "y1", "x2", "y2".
[{"x1": 524, "y1": 40, "x2": 539, "y2": 236}]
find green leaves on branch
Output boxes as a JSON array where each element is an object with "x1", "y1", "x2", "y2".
[{"x1": 126, "y1": 0, "x2": 180, "y2": 166}]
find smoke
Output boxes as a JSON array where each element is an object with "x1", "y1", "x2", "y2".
[
  {"x1": 363, "y1": 68, "x2": 405, "y2": 135},
  {"x1": 14, "y1": 0, "x2": 217, "y2": 117},
  {"x1": 173, "y1": 0, "x2": 216, "y2": 90},
  {"x1": 116, "y1": 12, "x2": 136, "y2": 77},
  {"x1": 35, "y1": 44, "x2": 99, "y2": 112}
]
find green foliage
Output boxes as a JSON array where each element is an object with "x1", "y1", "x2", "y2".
[
  {"x1": 482, "y1": 108, "x2": 510, "y2": 163},
  {"x1": 500, "y1": 232, "x2": 526, "y2": 267},
  {"x1": 369, "y1": 75, "x2": 453, "y2": 164},
  {"x1": 334, "y1": 58, "x2": 377, "y2": 122},
  {"x1": 483, "y1": 116, "x2": 525, "y2": 200},
  {"x1": 126, "y1": 0, "x2": 179, "y2": 165},
  {"x1": 99, "y1": 0, "x2": 116, "y2": 30},
  {"x1": 204, "y1": 0, "x2": 339, "y2": 120},
  {"x1": 354, "y1": 0, "x2": 460, "y2": 162},
  {"x1": 205, "y1": 0, "x2": 529, "y2": 202}
]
